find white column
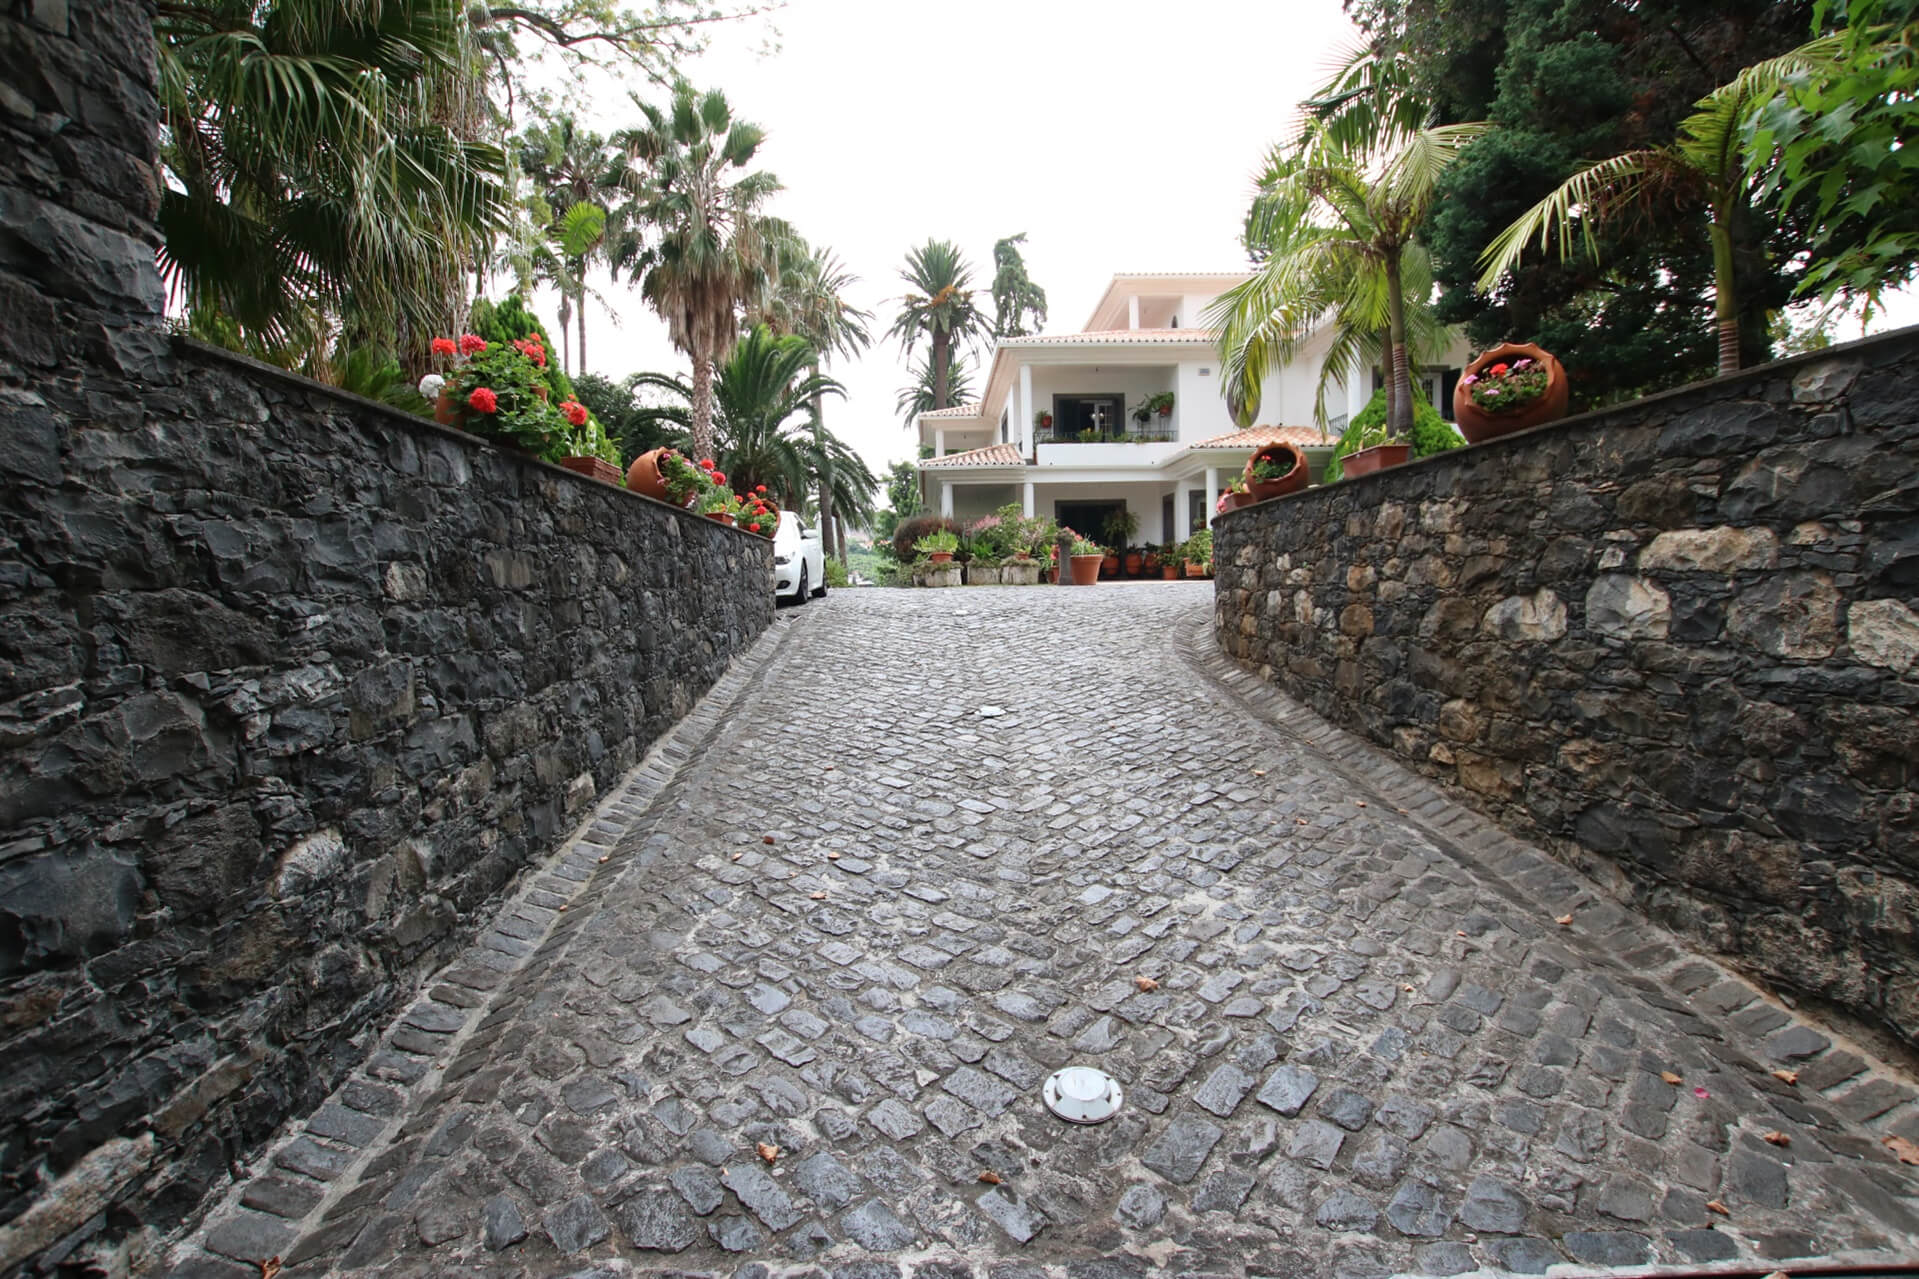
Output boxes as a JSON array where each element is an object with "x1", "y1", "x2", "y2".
[
  {"x1": 1204, "y1": 466, "x2": 1219, "y2": 528},
  {"x1": 1022, "y1": 481, "x2": 1035, "y2": 518},
  {"x1": 1018, "y1": 364, "x2": 1034, "y2": 452},
  {"x1": 1174, "y1": 484, "x2": 1192, "y2": 541},
  {"x1": 1128, "y1": 295, "x2": 1140, "y2": 331},
  {"x1": 935, "y1": 428, "x2": 945, "y2": 457},
  {"x1": 940, "y1": 482, "x2": 954, "y2": 517}
]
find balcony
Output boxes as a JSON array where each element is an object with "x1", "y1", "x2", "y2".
[{"x1": 1036, "y1": 418, "x2": 1177, "y2": 445}]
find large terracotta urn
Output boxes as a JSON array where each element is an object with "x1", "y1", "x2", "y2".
[
  {"x1": 1453, "y1": 342, "x2": 1570, "y2": 443},
  {"x1": 1243, "y1": 441, "x2": 1310, "y2": 502},
  {"x1": 624, "y1": 447, "x2": 673, "y2": 503}
]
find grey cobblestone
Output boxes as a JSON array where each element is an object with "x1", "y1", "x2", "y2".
[{"x1": 182, "y1": 587, "x2": 1918, "y2": 1276}]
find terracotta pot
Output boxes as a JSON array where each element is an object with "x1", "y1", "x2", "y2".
[
  {"x1": 624, "y1": 448, "x2": 675, "y2": 502},
  {"x1": 1070, "y1": 553, "x2": 1103, "y2": 586},
  {"x1": 1157, "y1": 405, "x2": 1173, "y2": 417},
  {"x1": 706, "y1": 512, "x2": 736, "y2": 526},
  {"x1": 1124, "y1": 551, "x2": 1143, "y2": 576},
  {"x1": 1048, "y1": 567, "x2": 1058, "y2": 583},
  {"x1": 534, "y1": 386, "x2": 549, "y2": 402},
  {"x1": 1243, "y1": 441, "x2": 1310, "y2": 501},
  {"x1": 1163, "y1": 564, "x2": 1178, "y2": 580},
  {"x1": 929, "y1": 551, "x2": 954, "y2": 563},
  {"x1": 434, "y1": 391, "x2": 460, "y2": 428},
  {"x1": 1185, "y1": 561, "x2": 1207, "y2": 578},
  {"x1": 1101, "y1": 553, "x2": 1119, "y2": 576},
  {"x1": 1454, "y1": 342, "x2": 1570, "y2": 442},
  {"x1": 559, "y1": 456, "x2": 623, "y2": 485},
  {"x1": 1343, "y1": 443, "x2": 1412, "y2": 477}
]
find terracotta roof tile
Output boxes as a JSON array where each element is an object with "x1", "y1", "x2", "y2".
[
  {"x1": 919, "y1": 403, "x2": 985, "y2": 419},
  {"x1": 1000, "y1": 328, "x2": 1218, "y2": 347},
  {"x1": 1190, "y1": 425, "x2": 1332, "y2": 450},
  {"x1": 921, "y1": 443, "x2": 1024, "y2": 469}
]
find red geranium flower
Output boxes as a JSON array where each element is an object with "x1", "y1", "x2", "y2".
[
  {"x1": 458, "y1": 334, "x2": 487, "y2": 356},
  {"x1": 711, "y1": 471, "x2": 726, "y2": 484},
  {"x1": 467, "y1": 386, "x2": 498, "y2": 413},
  {"x1": 1489, "y1": 362, "x2": 1509, "y2": 376},
  {"x1": 748, "y1": 522, "x2": 761, "y2": 532},
  {"x1": 559, "y1": 399, "x2": 589, "y2": 427},
  {"x1": 755, "y1": 485, "x2": 766, "y2": 494},
  {"x1": 430, "y1": 337, "x2": 457, "y2": 358},
  {"x1": 698, "y1": 458, "x2": 713, "y2": 468}
]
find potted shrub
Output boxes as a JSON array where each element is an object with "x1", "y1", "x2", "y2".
[
  {"x1": 1454, "y1": 343, "x2": 1569, "y2": 442},
  {"x1": 434, "y1": 332, "x2": 574, "y2": 460},
  {"x1": 739, "y1": 488, "x2": 778, "y2": 537},
  {"x1": 1181, "y1": 528, "x2": 1213, "y2": 578},
  {"x1": 1150, "y1": 391, "x2": 1175, "y2": 418},
  {"x1": 916, "y1": 529, "x2": 961, "y2": 563},
  {"x1": 1035, "y1": 408, "x2": 1054, "y2": 431},
  {"x1": 1069, "y1": 535, "x2": 1105, "y2": 586},
  {"x1": 1102, "y1": 509, "x2": 1140, "y2": 576},
  {"x1": 698, "y1": 486, "x2": 741, "y2": 525},
  {"x1": 653, "y1": 449, "x2": 709, "y2": 507},
  {"x1": 1341, "y1": 420, "x2": 1411, "y2": 477},
  {"x1": 558, "y1": 399, "x2": 625, "y2": 485},
  {"x1": 1244, "y1": 441, "x2": 1308, "y2": 501}
]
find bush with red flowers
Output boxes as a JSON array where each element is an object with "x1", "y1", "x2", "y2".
[
  {"x1": 467, "y1": 387, "x2": 498, "y2": 414},
  {"x1": 443, "y1": 337, "x2": 569, "y2": 459},
  {"x1": 739, "y1": 491, "x2": 779, "y2": 538},
  {"x1": 656, "y1": 448, "x2": 711, "y2": 506}
]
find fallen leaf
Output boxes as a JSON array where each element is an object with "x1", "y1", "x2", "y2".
[
  {"x1": 1660, "y1": 1071, "x2": 1683, "y2": 1085},
  {"x1": 978, "y1": 1170, "x2": 1003, "y2": 1185},
  {"x1": 557, "y1": 904, "x2": 567, "y2": 912},
  {"x1": 757, "y1": 1142, "x2": 780, "y2": 1163},
  {"x1": 1771, "y1": 1068, "x2": 1800, "y2": 1086},
  {"x1": 1134, "y1": 975, "x2": 1159, "y2": 992},
  {"x1": 809, "y1": 891, "x2": 827, "y2": 900},
  {"x1": 1763, "y1": 1130, "x2": 1791, "y2": 1147},
  {"x1": 1455, "y1": 930, "x2": 1467, "y2": 937},
  {"x1": 826, "y1": 852, "x2": 841, "y2": 861},
  {"x1": 1295, "y1": 817, "x2": 1309, "y2": 825},
  {"x1": 1706, "y1": 1199, "x2": 1731, "y2": 1217},
  {"x1": 763, "y1": 835, "x2": 776, "y2": 845},
  {"x1": 1252, "y1": 769, "x2": 1267, "y2": 777},
  {"x1": 824, "y1": 765, "x2": 835, "y2": 771},
  {"x1": 1354, "y1": 800, "x2": 1367, "y2": 807},
  {"x1": 1884, "y1": 1135, "x2": 1919, "y2": 1165},
  {"x1": 1402, "y1": 984, "x2": 1415, "y2": 993},
  {"x1": 731, "y1": 852, "x2": 743, "y2": 862},
  {"x1": 260, "y1": 1261, "x2": 282, "y2": 1279},
  {"x1": 1762, "y1": 1272, "x2": 1790, "y2": 1279},
  {"x1": 1554, "y1": 914, "x2": 1574, "y2": 926}
]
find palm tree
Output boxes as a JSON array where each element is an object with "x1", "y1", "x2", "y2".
[
  {"x1": 887, "y1": 240, "x2": 989, "y2": 412},
  {"x1": 754, "y1": 239, "x2": 872, "y2": 560},
  {"x1": 1478, "y1": 38, "x2": 1843, "y2": 377},
  {"x1": 156, "y1": 0, "x2": 509, "y2": 362},
  {"x1": 895, "y1": 353, "x2": 976, "y2": 428},
  {"x1": 990, "y1": 233, "x2": 1048, "y2": 338},
  {"x1": 617, "y1": 80, "x2": 781, "y2": 462},
  {"x1": 518, "y1": 114, "x2": 623, "y2": 374},
  {"x1": 1210, "y1": 120, "x2": 1487, "y2": 442},
  {"x1": 803, "y1": 431, "x2": 881, "y2": 567}
]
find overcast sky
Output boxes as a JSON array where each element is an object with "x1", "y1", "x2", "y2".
[{"x1": 536, "y1": 0, "x2": 1916, "y2": 489}]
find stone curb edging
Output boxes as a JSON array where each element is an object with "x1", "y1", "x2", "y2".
[
  {"x1": 158, "y1": 610, "x2": 811, "y2": 1278},
  {"x1": 1174, "y1": 615, "x2": 1919, "y2": 1144}
]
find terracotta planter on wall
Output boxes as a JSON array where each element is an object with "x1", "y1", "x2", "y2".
[
  {"x1": 1070, "y1": 554, "x2": 1103, "y2": 586},
  {"x1": 559, "y1": 456, "x2": 623, "y2": 485},
  {"x1": 434, "y1": 392, "x2": 460, "y2": 428},
  {"x1": 1243, "y1": 441, "x2": 1310, "y2": 502},
  {"x1": 1343, "y1": 443, "x2": 1411, "y2": 477},
  {"x1": 928, "y1": 551, "x2": 954, "y2": 564},
  {"x1": 1454, "y1": 342, "x2": 1570, "y2": 443},
  {"x1": 624, "y1": 448, "x2": 674, "y2": 503}
]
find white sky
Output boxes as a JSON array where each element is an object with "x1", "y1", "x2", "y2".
[{"x1": 530, "y1": 0, "x2": 1919, "y2": 486}]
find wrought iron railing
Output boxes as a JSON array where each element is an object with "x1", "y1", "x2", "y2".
[{"x1": 1038, "y1": 418, "x2": 1177, "y2": 445}]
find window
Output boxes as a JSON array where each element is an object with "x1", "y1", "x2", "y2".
[
  {"x1": 1050, "y1": 394, "x2": 1125, "y2": 442},
  {"x1": 1188, "y1": 489, "x2": 1209, "y2": 532}
]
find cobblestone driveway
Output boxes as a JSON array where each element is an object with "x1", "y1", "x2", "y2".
[{"x1": 182, "y1": 583, "x2": 1919, "y2": 1278}]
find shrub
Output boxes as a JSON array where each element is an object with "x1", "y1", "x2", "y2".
[
  {"x1": 823, "y1": 559, "x2": 849, "y2": 588},
  {"x1": 470, "y1": 296, "x2": 576, "y2": 401},
  {"x1": 1181, "y1": 528, "x2": 1213, "y2": 564},
  {"x1": 445, "y1": 337, "x2": 572, "y2": 461},
  {"x1": 915, "y1": 529, "x2": 961, "y2": 556},
  {"x1": 1324, "y1": 386, "x2": 1464, "y2": 483},
  {"x1": 891, "y1": 514, "x2": 959, "y2": 562}
]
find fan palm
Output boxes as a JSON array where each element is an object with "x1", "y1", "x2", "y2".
[
  {"x1": 1210, "y1": 120, "x2": 1487, "y2": 440},
  {"x1": 518, "y1": 114, "x2": 625, "y2": 374},
  {"x1": 156, "y1": 0, "x2": 508, "y2": 361},
  {"x1": 887, "y1": 240, "x2": 989, "y2": 412},
  {"x1": 617, "y1": 80, "x2": 782, "y2": 462},
  {"x1": 753, "y1": 239, "x2": 873, "y2": 559},
  {"x1": 896, "y1": 353, "x2": 976, "y2": 429},
  {"x1": 1478, "y1": 37, "x2": 1843, "y2": 376}
]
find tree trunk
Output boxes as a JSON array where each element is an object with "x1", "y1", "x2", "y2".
[
  {"x1": 1709, "y1": 218, "x2": 1740, "y2": 376},
  {"x1": 557, "y1": 294, "x2": 574, "y2": 376},
  {"x1": 576, "y1": 288, "x2": 588, "y2": 376},
  {"x1": 1384, "y1": 254, "x2": 1414, "y2": 441},
  {"x1": 836, "y1": 514, "x2": 848, "y2": 568},
  {"x1": 690, "y1": 351, "x2": 716, "y2": 463},
  {"x1": 933, "y1": 330, "x2": 951, "y2": 410},
  {"x1": 811, "y1": 368, "x2": 836, "y2": 561}
]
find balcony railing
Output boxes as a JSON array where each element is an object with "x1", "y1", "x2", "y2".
[{"x1": 1038, "y1": 418, "x2": 1177, "y2": 445}]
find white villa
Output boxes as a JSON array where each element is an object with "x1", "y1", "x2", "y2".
[{"x1": 916, "y1": 272, "x2": 1474, "y2": 545}]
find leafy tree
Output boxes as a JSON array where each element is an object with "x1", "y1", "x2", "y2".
[
  {"x1": 1210, "y1": 119, "x2": 1487, "y2": 442},
  {"x1": 990, "y1": 233, "x2": 1049, "y2": 337},
  {"x1": 1356, "y1": 0, "x2": 1822, "y2": 405},
  {"x1": 1748, "y1": 0, "x2": 1919, "y2": 307},
  {"x1": 895, "y1": 353, "x2": 976, "y2": 428},
  {"x1": 617, "y1": 79, "x2": 781, "y2": 462},
  {"x1": 156, "y1": 0, "x2": 511, "y2": 362},
  {"x1": 1480, "y1": 37, "x2": 1842, "y2": 375},
  {"x1": 470, "y1": 295, "x2": 576, "y2": 400},
  {"x1": 887, "y1": 240, "x2": 989, "y2": 412},
  {"x1": 516, "y1": 112, "x2": 629, "y2": 375}
]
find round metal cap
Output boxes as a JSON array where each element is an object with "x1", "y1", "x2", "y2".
[{"x1": 1043, "y1": 1066, "x2": 1123, "y2": 1124}]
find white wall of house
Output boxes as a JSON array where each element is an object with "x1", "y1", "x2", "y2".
[
  {"x1": 1029, "y1": 364, "x2": 1176, "y2": 431},
  {"x1": 945, "y1": 483, "x2": 1020, "y2": 521},
  {"x1": 1175, "y1": 361, "x2": 1236, "y2": 441}
]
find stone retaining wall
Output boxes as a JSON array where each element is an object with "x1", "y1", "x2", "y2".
[
  {"x1": 0, "y1": 0, "x2": 772, "y2": 1267},
  {"x1": 1214, "y1": 329, "x2": 1919, "y2": 1045}
]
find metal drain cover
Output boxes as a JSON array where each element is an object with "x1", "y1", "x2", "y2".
[{"x1": 1043, "y1": 1066, "x2": 1123, "y2": 1124}]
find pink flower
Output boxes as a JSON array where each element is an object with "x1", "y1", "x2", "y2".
[
  {"x1": 1462, "y1": 373, "x2": 1478, "y2": 386},
  {"x1": 467, "y1": 386, "x2": 498, "y2": 413},
  {"x1": 1513, "y1": 358, "x2": 1534, "y2": 370},
  {"x1": 458, "y1": 334, "x2": 487, "y2": 356},
  {"x1": 430, "y1": 337, "x2": 457, "y2": 358}
]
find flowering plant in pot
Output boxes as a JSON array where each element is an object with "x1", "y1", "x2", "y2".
[
  {"x1": 421, "y1": 333, "x2": 487, "y2": 424},
  {"x1": 1453, "y1": 342, "x2": 1569, "y2": 442},
  {"x1": 915, "y1": 529, "x2": 961, "y2": 562},
  {"x1": 739, "y1": 487, "x2": 778, "y2": 537},
  {"x1": 1181, "y1": 528, "x2": 1212, "y2": 577},
  {"x1": 1034, "y1": 408, "x2": 1054, "y2": 430},
  {"x1": 697, "y1": 486, "x2": 741, "y2": 524},
  {"x1": 1068, "y1": 534, "x2": 1105, "y2": 586},
  {"x1": 558, "y1": 399, "x2": 625, "y2": 485},
  {"x1": 654, "y1": 449, "x2": 709, "y2": 507},
  {"x1": 445, "y1": 337, "x2": 572, "y2": 460},
  {"x1": 1244, "y1": 441, "x2": 1309, "y2": 501}
]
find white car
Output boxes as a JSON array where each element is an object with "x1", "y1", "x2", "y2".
[{"x1": 773, "y1": 510, "x2": 826, "y2": 603}]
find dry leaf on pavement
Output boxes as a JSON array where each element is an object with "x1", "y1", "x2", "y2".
[
  {"x1": 1706, "y1": 1199, "x2": 1731, "y2": 1216},
  {"x1": 1134, "y1": 975, "x2": 1159, "y2": 992},
  {"x1": 259, "y1": 1261, "x2": 282, "y2": 1279},
  {"x1": 826, "y1": 852, "x2": 840, "y2": 860},
  {"x1": 1660, "y1": 1071, "x2": 1684, "y2": 1085},
  {"x1": 1554, "y1": 914, "x2": 1574, "y2": 926},
  {"x1": 1763, "y1": 1130, "x2": 1791, "y2": 1147},
  {"x1": 1771, "y1": 1068, "x2": 1799, "y2": 1085},
  {"x1": 1884, "y1": 1135, "x2": 1919, "y2": 1165},
  {"x1": 763, "y1": 835, "x2": 776, "y2": 845},
  {"x1": 757, "y1": 1142, "x2": 780, "y2": 1163},
  {"x1": 978, "y1": 1171, "x2": 1003, "y2": 1184},
  {"x1": 809, "y1": 891, "x2": 827, "y2": 900}
]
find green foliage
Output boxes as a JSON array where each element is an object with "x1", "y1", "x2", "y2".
[
  {"x1": 1324, "y1": 385, "x2": 1463, "y2": 482},
  {"x1": 823, "y1": 559, "x2": 850, "y2": 589},
  {"x1": 1101, "y1": 508, "x2": 1141, "y2": 549},
  {"x1": 1749, "y1": 0, "x2": 1919, "y2": 305},
  {"x1": 884, "y1": 460, "x2": 923, "y2": 520},
  {"x1": 471, "y1": 297, "x2": 577, "y2": 401},
  {"x1": 1180, "y1": 528, "x2": 1213, "y2": 565},
  {"x1": 888, "y1": 515, "x2": 958, "y2": 563},
  {"x1": 914, "y1": 529, "x2": 961, "y2": 556},
  {"x1": 889, "y1": 240, "x2": 989, "y2": 413},
  {"x1": 573, "y1": 371, "x2": 669, "y2": 460},
  {"x1": 1068, "y1": 535, "x2": 1105, "y2": 558},
  {"x1": 450, "y1": 342, "x2": 572, "y2": 461},
  {"x1": 990, "y1": 233, "x2": 1049, "y2": 338}
]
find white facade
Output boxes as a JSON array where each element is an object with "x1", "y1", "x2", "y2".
[{"x1": 917, "y1": 273, "x2": 1473, "y2": 547}]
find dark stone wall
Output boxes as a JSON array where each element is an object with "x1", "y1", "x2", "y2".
[
  {"x1": 1214, "y1": 329, "x2": 1919, "y2": 1045},
  {"x1": 0, "y1": 0, "x2": 773, "y2": 1267}
]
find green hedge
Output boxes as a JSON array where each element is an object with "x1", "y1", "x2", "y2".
[{"x1": 1324, "y1": 385, "x2": 1464, "y2": 483}]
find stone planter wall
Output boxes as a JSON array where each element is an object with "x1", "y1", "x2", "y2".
[
  {"x1": 0, "y1": 1, "x2": 772, "y2": 1265},
  {"x1": 1214, "y1": 329, "x2": 1919, "y2": 1044}
]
